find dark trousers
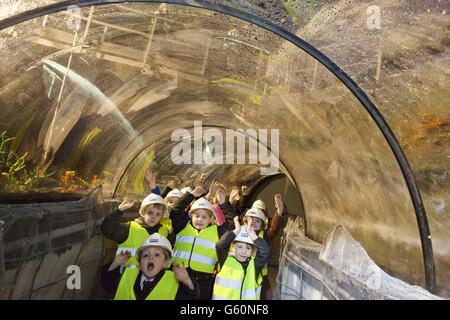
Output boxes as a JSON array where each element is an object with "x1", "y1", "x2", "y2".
[
  {"x1": 188, "y1": 270, "x2": 215, "y2": 300},
  {"x1": 261, "y1": 275, "x2": 273, "y2": 300}
]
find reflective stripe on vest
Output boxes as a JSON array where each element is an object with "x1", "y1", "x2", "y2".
[
  {"x1": 172, "y1": 250, "x2": 217, "y2": 267},
  {"x1": 113, "y1": 268, "x2": 179, "y2": 300},
  {"x1": 116, "y1": 221, "x2": 169, "y2": 267},
  {"x1": 172, "y1": 223, "x2": 218, "y2": 274},
  {"x1": 176, "y1": 235, "x2": 216, "y2": 250},
  {"x1": 212, "y1": 255, "x2": 262, "y2": 300}
]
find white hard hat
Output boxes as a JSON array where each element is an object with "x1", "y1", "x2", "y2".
[
  {"x1": 244, "y1": 208, "x2": 266, "y2": 226},
  {"x1": 165, "y1": 188, "x2": 183, "y2": 200},
  {"x1": 136, "y1": 233, "x2": 173, "y2": 259},
  {"x1": 233, "y1": 227, "x2": 254, "y2": 246},
  {"x1": 180, "y1": 186, "x2": 193, "y2": 194},
  {"x1": 141, "y1": 193, "x2": 166, "y2": 210},
  {"x1": 189, "y1": 197, "x2": 214, "y2": 216},
  {"x1": 251, "y1": 199, "x2": 266, "y2": 211}
]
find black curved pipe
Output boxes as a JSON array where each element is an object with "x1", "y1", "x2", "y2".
[{"x1": 0, "y1": 0, "x2": 436, "y2": 293}]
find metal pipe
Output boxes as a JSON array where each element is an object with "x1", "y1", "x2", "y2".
[
  {"x1": 142, "y1": 16, "x2": 158, "y2": 68},
  {"x1": 43, "y1": 30, "x2": 79, "y2": 161},
  {"x1": 81, "y1": 6, "x2": 94, "y2": 43}
]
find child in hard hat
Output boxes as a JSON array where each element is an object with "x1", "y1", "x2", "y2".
[
  {"x1": 180, "y1": 186, "x2": 193, "y2": 195},
  {"x1": 161, "y1": 185, "x2": 197, "y2": 234},
  {"x1": 241, "y1": 193, "x2": 288, "y2": 300},
  {"x1": 131, "y1": 167, "x2": 175, "y2": 230},
  {"x1": 100, "y1": 233, "x2": 200, "y2": 300},
  {"x1": 237, "y1": 191, "x2": 288, "y2": 245},
  {"x1": 171, "y1": 175, "x2": 237, "y2": 300},
  {"x1": 165, "y1": 188, "x2": 184, "y2": 211},
  {"x1": 213, "y1": 216, "x2": 270, "y2": 300},
  {"x1": 129, "y1": 173, "x2": 180, "y2": 247},
  {"x1": 160, "y1": 188, "x2": 183, "y2": 232},
  {"x1": 100, "y1": 193, "x2": 170, "y2": 269}
]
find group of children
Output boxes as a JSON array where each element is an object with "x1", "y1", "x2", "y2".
[{"x1": 100, "y1": 169, "x2": 288, "y2": 300}]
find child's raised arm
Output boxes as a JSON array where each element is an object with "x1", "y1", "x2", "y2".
[
  {"x1": 144, "y1": 167, "x2": 161, "y2": 195},
  {"x1": 171, "y1": 185, "x2": 205, "y2": 234},
  {"x1": 249, "y1": 224, "x2": 270, "y2": 279},
  {"x1": 216, "y1": 216, "x2": 240, "y2": 267},
  {"x1": 216, "y1": 186, "x2": 237, "y2": 232},
  {"x1": 264, "y1": 193, "x2": 288, "y2": 243},
  {"x1": 108, "y1": 250, "x2": 131, "y2": 271},
  {"x1": 172, "y1": 262, "x2": 200, "y2": 300},
  {"x1": 236, "y1": 185, "x2": 250, "y2": 217},
  {"x1": 100, "y1": 196, "x2": 135, "y2": 243}
]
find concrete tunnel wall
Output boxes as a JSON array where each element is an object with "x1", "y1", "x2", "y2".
[{"x1": 0, "y1": 0, "x2": 448, "y2": 298}]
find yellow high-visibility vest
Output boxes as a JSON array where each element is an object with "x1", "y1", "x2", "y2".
[
  {"x1": 116, "y1": 221, "x2": 169, "y2": 269},
  {"x1": 114, "y1": 268, "x2": 178, "y2": 300},
  {"x1": 172, "y1": 223, "x2": 219, "y2": 274},
  {"x1": 212, "y1": 255, "x2": 262, "y2": 300},
  {"x1": 161, "y1": 217, "x2": 172, "y2": 233}
]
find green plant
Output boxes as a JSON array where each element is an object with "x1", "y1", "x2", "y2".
[
  {"x1": 0, "y1": 131, "x2": 53, "y2": 192},
  {"x1": 282, "y1": 0, "x2": 301, "y2": 24}
]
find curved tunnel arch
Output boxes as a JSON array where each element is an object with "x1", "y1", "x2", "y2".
[
  {"x1": 0, "y1": 0, "x2": 444, "y2": 295},
  {"x1": 112, "y1": 124, "x2": 297, "y2": 195}
]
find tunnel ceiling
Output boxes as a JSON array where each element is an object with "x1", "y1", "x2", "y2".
[{"x1": 0, "y1": 1, "x2": 448, "y2": 297}]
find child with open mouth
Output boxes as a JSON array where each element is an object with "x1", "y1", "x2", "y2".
[
  {"x1": 100, "y1": 233, "x2": 199, "y2": 300},
  {"x1": 100, "y1": 192, "x2": 170, "y2": 270}
]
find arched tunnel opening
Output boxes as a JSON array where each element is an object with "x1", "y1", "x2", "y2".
[{"x1": 0, "y1": 1, "x2": 448, "y2": 300}]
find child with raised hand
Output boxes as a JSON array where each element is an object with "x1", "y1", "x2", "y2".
[
  {"x1": 228, "y1": 186, "x2": 241, "y2": 207},
  {"x1": 147, "y1": 168, "x2": 182, "y2": 234},
  {"x1": 160, "y1": 188, "x2": 183, "y2": 232},
  {"x1": 165, "y1": 188, "x2": 183, "y2": 211},
  {"x1": 242, "y1": 193, "x2": 288, "y2": 300},
  {"x1": 100, "y1": 193, "x2": 170, "y2": 269},
  {"x1": 243, "y1": 194, "x2": 286, "y2": 240},
  {"x1": 234, "y1": 185, "x2": 250, "y2": 216},
  {"x1": 213, "y1": 216, "x2": 270, "y2": 300},
  {"x1": 144, "y1": 167, "x2": 177, "y2": 199},
  {"x1": 144, "y1": 167, "x2": 161, "y2": 195},
  {"x1": 139, "y1": 168, "x2": 179, "y2": 243},
  {"x1": 206, "y1": 180, "x2": 232, "y2": 227},
  {"x1": 100, "y1": 233, "x2": 199, "y2": 300},
  {"x1": 170, "y1": 173, "x2": 236, "y2": 300}
]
